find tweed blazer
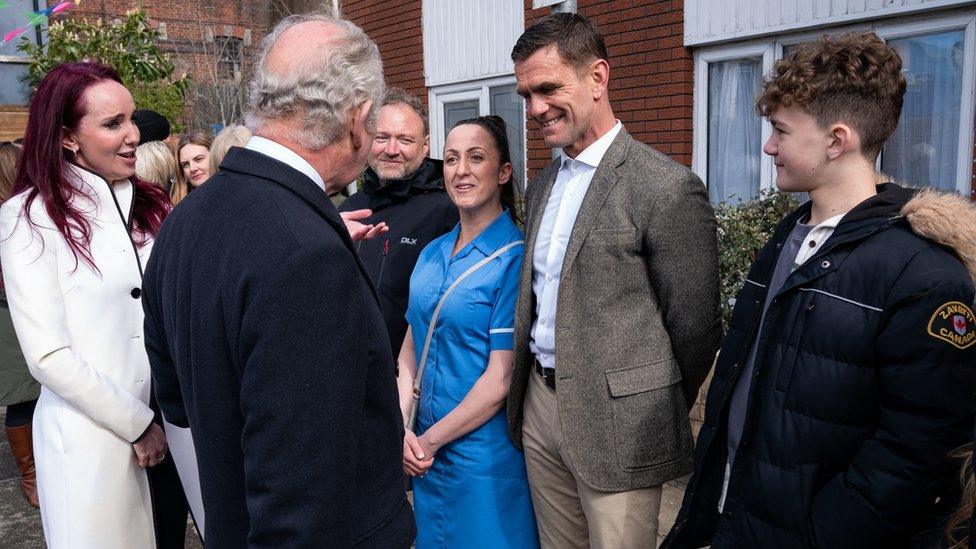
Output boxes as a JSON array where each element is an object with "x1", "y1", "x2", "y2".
[{"x1": 506, "y1": 129, "x2": 723, "y2": 492}]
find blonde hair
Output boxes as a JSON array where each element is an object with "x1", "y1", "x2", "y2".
[
  {"x1": 210, "y1": 125, "x2": 252, "y2": 174},
  {"x1": 0, "y1": 142, "x2": 21, "y2": 202},
  {"x1": 172, "y1": 131, "x2": 213, "y2": 206},
  {"x1": 946, "y1": 443, "x2": 974, "y2": 548},
  {"x1": 135, "y1": 140, "x2": 177, "y2": 190}
]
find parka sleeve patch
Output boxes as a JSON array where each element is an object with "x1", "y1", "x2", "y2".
[{"x1": 926, "y1": 301, "x2": 976, "y2": 350}]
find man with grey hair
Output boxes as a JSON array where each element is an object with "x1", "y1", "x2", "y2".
[{"x1": 142, "y1": 13, "x2": 415, "y2": 547}]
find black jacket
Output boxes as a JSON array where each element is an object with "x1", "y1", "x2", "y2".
[
  {"x1": 340, "y1": 159, "x2": 458, "y2": 356},
  {"x1": 142, "y1": 148, "x2": 415, "y2": 548},
  {"x1": 664, "y1": 184, "x2": 976, "y2": 548}
]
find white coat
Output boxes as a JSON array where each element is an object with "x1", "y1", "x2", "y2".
[{"x1": 0, "y1": 164, "x2": 157, "y2": 549}]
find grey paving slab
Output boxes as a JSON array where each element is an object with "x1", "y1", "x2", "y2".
[
  {"x1": 0, "y1": 440, "x2": 19, "y2": 481},
  {"x1": 0, "y1": 478, "x2": 43, "y2": 548}
]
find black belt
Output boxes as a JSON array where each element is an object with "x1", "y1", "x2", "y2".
[{"x1": 534, "y1": 360, "x2": 555, "y2": 391}]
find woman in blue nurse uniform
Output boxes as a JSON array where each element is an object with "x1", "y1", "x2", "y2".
[{"x1": 398, "y1": 115, "x2": 539, "y2": 548}]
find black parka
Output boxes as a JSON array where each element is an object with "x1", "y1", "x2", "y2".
[
  {"x1": 664, "y1": 184, "x2": 976, "y2": 548},
  {"x1": 340, "y1": 159, "x2": 458, "y2": 356}
]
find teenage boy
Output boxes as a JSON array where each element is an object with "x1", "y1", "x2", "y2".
[{"x1": 663, "y1": 32, "x2": 976, "y2": 548}]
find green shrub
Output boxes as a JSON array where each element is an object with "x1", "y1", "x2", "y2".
[
  {"x1": 716, "y1": 189, "x2": 801, "y2": 326},
  {"x1": 19, "y1": 10, "x2": 189, "y2": 131}
]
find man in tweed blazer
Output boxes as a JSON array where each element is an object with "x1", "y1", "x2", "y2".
[{"x1": 506, "y1": 13, "x2": 722, "y2": 548}]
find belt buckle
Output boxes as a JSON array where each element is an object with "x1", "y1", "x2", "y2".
[{"x1": 535, "y1": 360, "x2": 556, "y2": 391}]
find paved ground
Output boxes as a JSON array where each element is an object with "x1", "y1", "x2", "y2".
[{"x1": 0, "y1": 406, "x2": 685, "y2": 547}]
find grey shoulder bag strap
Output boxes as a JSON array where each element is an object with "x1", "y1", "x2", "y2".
[{"x1": 407, "y1": 239, "x2": 524, "y2": 431}]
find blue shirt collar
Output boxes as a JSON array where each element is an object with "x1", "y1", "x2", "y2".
[{"x1": 441, "y1": 209, "x2": 518, "y2": 263}]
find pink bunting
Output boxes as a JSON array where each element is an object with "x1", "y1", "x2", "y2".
[
  {"x1": 1, "y1": 0, "x2": 80, "y2": 46},
  {"x1": 2, "y1": 26, "x2": 26, "y2": 45},
  {"x1": 51, "y1": 1, "x2": 74, "y2": 15}
]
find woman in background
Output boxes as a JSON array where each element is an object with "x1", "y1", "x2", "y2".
[
  {"x1": 0, "y1": 140, "x2": 41, "y2": 509},
  {"x1": 208, "y1": 125, "x2": 251, "y2": 175},
  {"x1": 171, "y1": 131, "x2": 212, "y2": 206},
  {"x1": 136, "y1": 140, "x2": 177, "y2": 192},
  {"x1": 398, "y1": 116, "x2": 538, "y2": 548}
]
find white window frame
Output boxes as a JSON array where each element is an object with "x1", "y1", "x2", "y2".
[
  {"x1": 692, "y1": 42, "x2": 776, "y2": 196},
  {"x1": 693, "y1": 10, "x2": 976, "y2": 197},
  {"x1": 428, "y1": 74, "x2": 527, "y2": 184}
]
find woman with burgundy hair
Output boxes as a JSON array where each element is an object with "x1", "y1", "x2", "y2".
[{"x1": 0, "y1": 62, "x2": 186, "y2": 548}]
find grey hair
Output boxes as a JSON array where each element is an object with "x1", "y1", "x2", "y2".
[{"x1": 244, "y1": 13, "x2": 385, "y2": 150}]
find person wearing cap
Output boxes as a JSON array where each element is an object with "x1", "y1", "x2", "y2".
[
  {"x1": 133, "y1": 110, "x2": 176, "y2": 192},
  {"x1": 133, "y1": 109, "x2": 171, "y2": 145}
]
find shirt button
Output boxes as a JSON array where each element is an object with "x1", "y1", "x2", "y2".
[
  {"x1": 821, "y1": 260, "x2": 831, "y2": 269},
  {"x1": 808, "y1": 240, "x2": 816, "y2": 248},
  {"x1": 130, "y1": 287, "x2": 141, "y2": 299},
  {"x1": 546, "y1": 274, "x2": 554, "y2": 281}
]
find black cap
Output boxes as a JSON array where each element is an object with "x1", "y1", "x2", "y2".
[{"x1": 132, "y1": 110, "x2": 171, "y2": 145}]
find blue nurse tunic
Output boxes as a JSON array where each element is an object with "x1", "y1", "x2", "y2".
[{"x1": 405, "y1": 210, "x2": 539, "y2": 549}]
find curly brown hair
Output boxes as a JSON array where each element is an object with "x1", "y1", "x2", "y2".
[{"x1": 756, "y1": 32, "x2": 906, "y2": 160}]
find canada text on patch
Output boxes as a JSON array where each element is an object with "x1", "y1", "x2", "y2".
[{"x1": 926, "y1": 301, "x2": 976, "y2": 350}]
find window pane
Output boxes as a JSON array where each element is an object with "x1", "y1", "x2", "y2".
[
  {"x1": 489, "y1": 84, "x2": 525, "y2": 192},
  {"x1": 707, "y1": 57, "x2": 762, "y2": 204},
  {"x1": 443, "y1": 100, "x2": 479, "y2": 135},
  {"x1": 0, "y1": 62, "x2": 30, "y2": 105},
  {"x1": 883, "y1": 30, "x2": 964, "y2": 192}
]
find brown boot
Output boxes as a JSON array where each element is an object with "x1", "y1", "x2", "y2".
[{"x1": 5, "y1": 423, "x2": 39, "y2": 508}]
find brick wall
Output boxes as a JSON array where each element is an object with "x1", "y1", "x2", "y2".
[
  {"x1": 66, "y1": 0, "x2": 271, "y2": 128},
  {"x1": 524, "y1": 0, "x2": 693, "y2": 175},
  {"x1": 68, "y1": 0, "x2": 270, "y2": 73},
  {"x1": 344, "y1": 0, "x2": 427, "y2": 109}
]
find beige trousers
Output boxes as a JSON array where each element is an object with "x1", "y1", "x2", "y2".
[{"x1": 522, "y1": 370, "x2": 662, "y2": 548}]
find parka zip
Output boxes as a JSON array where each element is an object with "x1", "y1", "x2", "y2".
[{"x1": 377, "y1": 239, "x2": 390, "y2": 287}]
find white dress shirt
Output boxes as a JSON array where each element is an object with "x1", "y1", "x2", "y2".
[
  {"x1": 530, "y1": 121, "x2": 623, "y2": 369},
  {"x1": 245, "y1": 136, "x2": 326, "y2": 193}
]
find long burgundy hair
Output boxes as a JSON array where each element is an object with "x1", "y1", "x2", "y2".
[{"x1": 13, "y1": 62, "x2": 170, "y2": 269}]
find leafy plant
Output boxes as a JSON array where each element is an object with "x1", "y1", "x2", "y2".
[
  {"x1": 19, "y1": 10, "x2": 189, "y2": 130},
  {"x1": 715, "y1": 189, "x2": 801, "y2": 326}
]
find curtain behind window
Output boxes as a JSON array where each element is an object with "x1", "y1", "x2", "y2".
[
  {"x1": 707, "y1": 58, "x2": 762, "y2": 204},
  {"x1": 883, "y1": 30, "x2": 964, "y2": 192}
]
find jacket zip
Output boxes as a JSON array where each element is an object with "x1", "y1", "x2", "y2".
[{"x1": 377, "y1": 239, "x2": 390, "y2": 287}]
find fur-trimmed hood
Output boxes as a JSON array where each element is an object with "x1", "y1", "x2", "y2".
[{"x1": 901, "y1": 188, "x2": 976, "y2": 286}]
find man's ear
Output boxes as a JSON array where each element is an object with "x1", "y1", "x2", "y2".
[
  {"x1": 588, "y1": 59, "x2": 610, "y2": 101},
  {"x1": 350, "y1": 100, "x2": 374, "y2": 151},
  {"x1": 826, "y1": 122, "x2": 855, "y2": 161},
  {"x1": 422, "y1": 134, "x2": 430, "y2": 158}
]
